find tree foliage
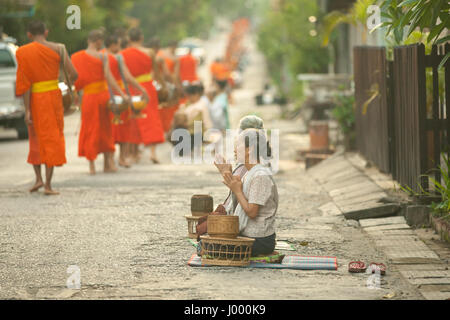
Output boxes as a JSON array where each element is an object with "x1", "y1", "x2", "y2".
[
  {"x1": 321, "y1": 0, "x2": 376, "y2": 46},
  {"x1": 0, "y1": 0, "x2": 133, "y2": 52},
  {"x1": 257, "y1": 0, "x2": 329, "y2": 97},
  {"x1": 1, "y1": 0, "x2": 257, "y2": 52},
  {"x1": 377, "y1": 0, "x2": 449, "y2": 45},
  {"x1": 128, "y1": 0, "x2": 214, "y2": 45},
  {"x1": 375, "y1": 0, "x2": 450, "y2": 68}
]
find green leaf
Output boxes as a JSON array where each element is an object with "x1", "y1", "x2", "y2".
[
  {"x1": 429, "y1": 0, "x2": 444, "y2": 32},
  {"x1": 398, "y1": 9, "x2": 413, "y2": 28},
  {"x1": 370, "y1": 22, "x2": 388, "y2": 34},
  {"x1": 394, "y1": 26, "x2": 404, "y2": 43},
  {"x1": 398, "y1": 0, "x2": 419, "y2": 7},
  {"x1": 428, "y1": 22, "x2": 446, "y2": 43},
  {"x1": 438, "y1": 52, "x2": 450, "y2": 70}
]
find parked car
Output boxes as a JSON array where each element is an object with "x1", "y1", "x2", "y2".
[
  {"x1": 175, "y1": 37, "x2": 206, "y2": 65},
  {"x1": 0, "y1": 40, "x2": 28, "y2": 139}
]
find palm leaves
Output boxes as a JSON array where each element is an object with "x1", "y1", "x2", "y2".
[
  {"x1": 375, "y1": 0, "x2": 450, "y2": 68},
  {"x1": 321, "y1": 0, "x2": 377, "y2": 46}
]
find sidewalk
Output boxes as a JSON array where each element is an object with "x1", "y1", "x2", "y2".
[{"x1": 307, "y1": 151, "x2": 450, "y2": 300}]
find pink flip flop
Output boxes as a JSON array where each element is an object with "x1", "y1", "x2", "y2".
[
  {"x1": 368, "y1": 262, "x2": 386, "y2": 275},
  {"x1": 348, "y1": 261, "x2": 367, "y2": 273}
]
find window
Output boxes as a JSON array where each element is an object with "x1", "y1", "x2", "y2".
[{"x1": 0, "y1": 49, "x2": 15, "y2": 68}]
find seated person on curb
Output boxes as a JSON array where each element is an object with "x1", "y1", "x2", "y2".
[
  {"x1": 199, "y1": 128, "x2": 278, "y2": 257},
  {"x1": 196, "y1": 115, "x2": 266, "y2": 238},
  {"x1": 171, "y1": 83, "x2": 212, "y2": 156}
]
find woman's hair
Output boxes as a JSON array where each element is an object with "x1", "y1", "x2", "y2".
[
  {"x1": 185, "y1": 84, "x2": 200, "y2": 96},
  {"x1": 215, "y1": 79, "x2": 228, "y2": 90},
  {"x1": 239, "y1": 128, "x2": 272, "y2": 164},
  {"x1": 239, "y1": 115, "x2": 264, "y2": 132}
]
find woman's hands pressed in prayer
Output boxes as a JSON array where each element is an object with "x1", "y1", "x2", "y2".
[
  {"x1": 223, "y1": 172, "x2": 243, "y2": 195},
  {"x1": 223, "y1": 172, "x2": 260, "y2": 219},
  {"x1": 214, "y1": 154, "x2": 232, "y2": 175}
]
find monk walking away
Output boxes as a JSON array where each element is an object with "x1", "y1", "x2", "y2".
[
  {"x1": 104, "y1": 33, "x2": 149, "y2": 168},
  {"x1": 15, "y1": 20, "x2": 78, "y2": 195},
  {"x1": 177, "y1": 47, "x2": 199, "y2": 84},
  {"x1": 71, "y1": 30, "x2": 130, "y2": 175},
  {"x1": 121, "y1": 28, "x2": 165, "y2": 164},
  {"x1": 155, "y1": 39, "x2": 181, "y2": 136}
]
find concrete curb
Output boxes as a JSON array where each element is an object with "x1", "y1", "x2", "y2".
[
  {"x1": 307, "y1": 152, "x2": 400, "y2": 220},
  {"x1": 306, "y1": 152, "x2": 450, "y2": 300}
]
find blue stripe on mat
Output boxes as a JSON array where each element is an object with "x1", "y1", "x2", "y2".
[
  {"x1": 187, "y1": 238, "x2": 296, "y2": 251},
  {"x1": 188, "y1": 254, "x2": 338, "y2": 270}
]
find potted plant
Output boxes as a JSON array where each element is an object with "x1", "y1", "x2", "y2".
[
  {"x1": 428, "y1": 153, "x2": 450, "y2": 243},
  {"x1": 331, "y1": 91, "x2": 355, "y2": 151}
]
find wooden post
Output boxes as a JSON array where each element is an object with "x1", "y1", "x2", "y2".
[{"x1": 417, "y1": 43, "x2": 428, "y2": 191}]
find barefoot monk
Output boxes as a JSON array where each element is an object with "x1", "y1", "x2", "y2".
[
  {"x1": 121, "y1": 28, "x2": 165, "y2": 164},
  {"x1": 71, "y1": 29, "x2": 130, "y2": 175},
  {"x1": 15, "y1": 20, "x2": 78, "y2": 195},
  {"x1": 177, "y1": 47, "x2": 199, "y2": 83},
  {"x1": 157, "y1": 40, "x2": 181, "y2": 134},
  {"x1": 104, "y1": 33, "x2": 149, "y2": 168}
]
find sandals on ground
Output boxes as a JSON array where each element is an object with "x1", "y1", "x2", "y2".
[
  {"x1": 348, "y1": 261, "x2": 387, "y2": 275},
  {"x1": 348, "y1": 261, "x2": 367, "y2": 273}
]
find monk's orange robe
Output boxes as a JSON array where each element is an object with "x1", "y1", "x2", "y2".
[
  {"x1": 157, "y1": 50, "x2": 179, "y2": 133},
  {"x1": 121, "y1": 47, "x2": 164, "y2": 145},
  {"x1": 210, "y1": 61, "x2": 230, "y2": 81},
  {"x1": 179, "y1": 53, "x2": 198, "y2": 83},
  {"x1": 106, "y1": 52, "x2": 130, "y2": 144},
  {"x1": 71, "y1": 50, "x2": 115, "y2": 161},
  {"x1": 157, "y1": 50, "x2": 176, "y2": 74},
  {"x1": 15, "y1": 42, "x2": 66, "y2": 167}
]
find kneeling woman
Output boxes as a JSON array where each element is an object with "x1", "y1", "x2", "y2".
[{"x1": 223, "y1": 128, "x2": 278, "y2": 256}]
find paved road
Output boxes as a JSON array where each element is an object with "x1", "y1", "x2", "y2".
[{"x1": 0, "y1": 27, "x2": 423, "y2": 299}]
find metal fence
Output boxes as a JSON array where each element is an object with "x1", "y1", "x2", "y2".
[{"x1": 353, "y1": 43, "x2": 450, "y2": 192}]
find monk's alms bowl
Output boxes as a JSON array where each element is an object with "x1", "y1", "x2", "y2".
[
  {"x1": 59, "y1": 82, "x2": 78, "y2": 116},
  {"x1": 107, "y1": 96, "x2": 129, "y2": 124},
  {"x1": 131, "y1": 96, "x2": 147, "y2": 111}
]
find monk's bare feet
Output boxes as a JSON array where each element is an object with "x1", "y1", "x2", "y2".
[
  {"x1": 119, "y1": 158, "x2": 131, "y2": 168},
  {"x1": 44, "y1": 187, "x2": 60, "y2": 196},
  {"x1": 132, "y1": 155, "x2": 140, "y2": 164},
  {"x1": 104, "y1": 164, "x2": 118, "y2": 173},
  {"x1": 89, "y1": 162, "x2": 96, "y2": 175},
  {"x1": 150, "y1": 157, "x2": 160, "y2": 164},
  {"x1": 29, "y1": 181, "x2": 44, "y2": 193},
  {"x1": 104, "y1": 156, "x2": 118, "y2": 173}
]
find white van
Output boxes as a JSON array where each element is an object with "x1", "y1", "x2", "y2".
[{"x1": 0, "y1": 41, "x2": 28, "y2": 139}]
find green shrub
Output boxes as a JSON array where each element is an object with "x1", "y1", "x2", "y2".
[{"x1": 331, "y1": 92, "x2": 355, "y2": 149}]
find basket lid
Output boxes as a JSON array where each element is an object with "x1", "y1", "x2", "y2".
[{"x1": 200, "y1": 235, "x2": 255, "y2": 244}]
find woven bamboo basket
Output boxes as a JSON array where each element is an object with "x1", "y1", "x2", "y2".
[
  {"x1": 207, "y1": 215, "x2": 239, "y2": 239},
  {"x1": 185, "y1": 215, "x2": 203, "y2": 239},
  {"x1": 191, "y1": 194, "x2": 213, "y2": 216},
  {"x1": 200, "y1": 235, "x2": 255, "y2": 266}
]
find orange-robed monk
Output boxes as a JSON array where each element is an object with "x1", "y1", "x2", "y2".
[
  {"x1": 71, "y1": 30, "x2": 130, "y2": 175},
  {"x1": 177, "y1": 48, "x2": 199, "y2": 83},
  {"x1": 121, "y1": 28, "x2": 165, "y2": 164},
  {"x1": 15, "y1": 20, "x2": 78, "y2": 195},
  {"x1": 155, "y1": 40, "x2": 181, "y2": 134},
  {"x1": 104, "y1": 33, "x2": 149, "y2": 168}
]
